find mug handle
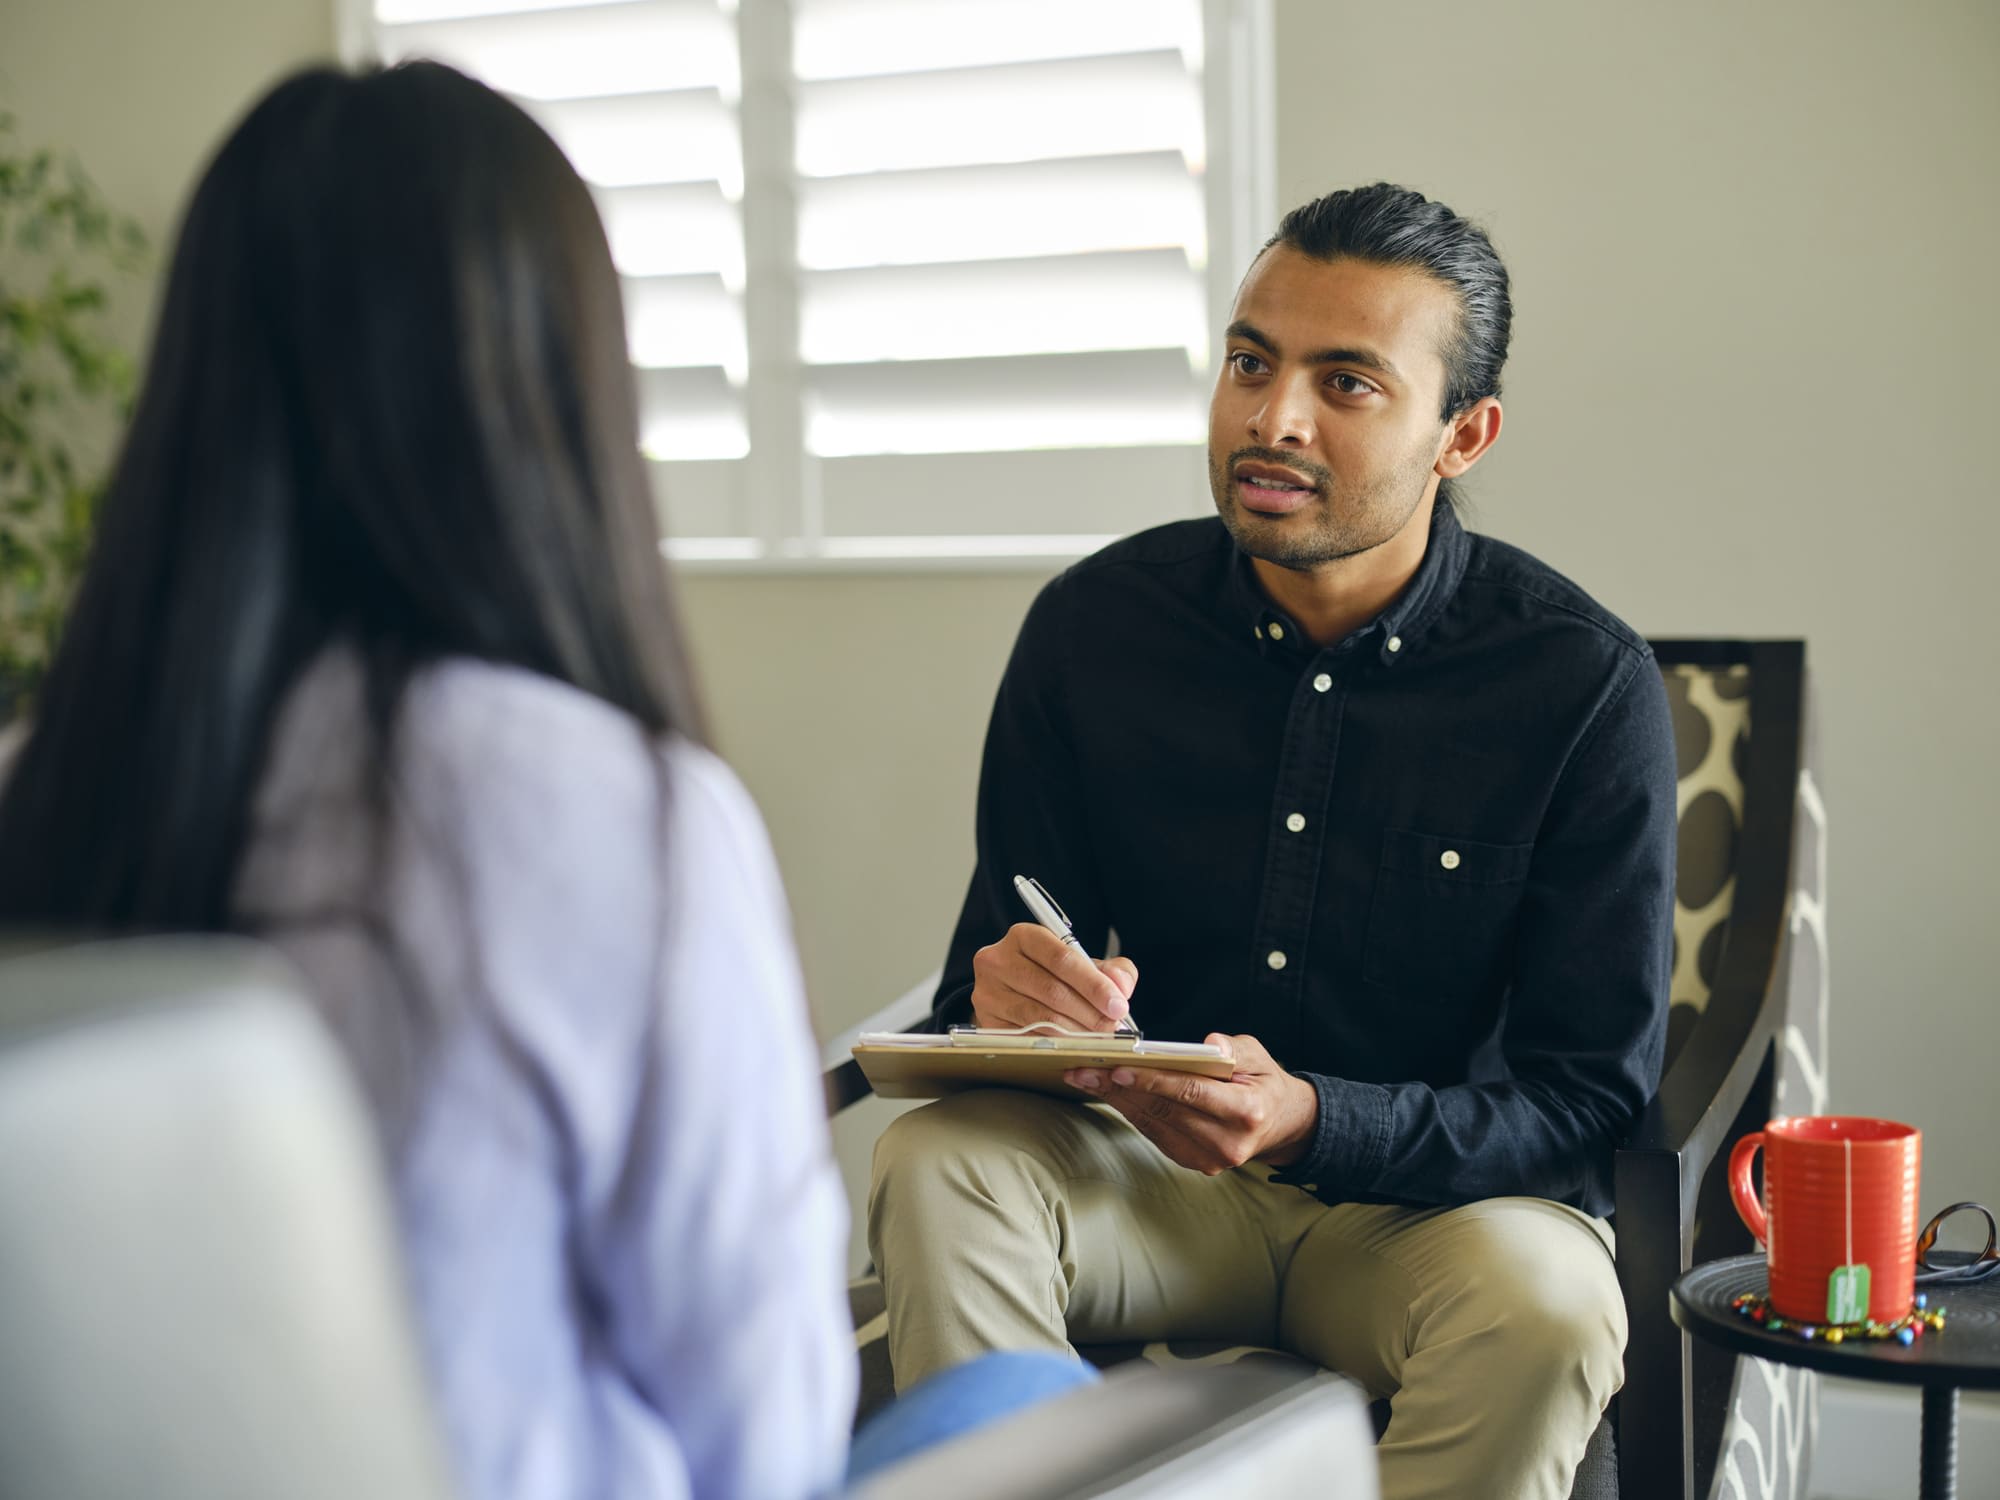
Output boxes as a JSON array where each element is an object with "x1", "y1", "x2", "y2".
[{"x1": 1729, "y1": 1131, "x2": 1769, "y2": 1245}]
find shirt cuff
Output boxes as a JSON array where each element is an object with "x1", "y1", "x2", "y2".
[{"x1": 1269, "y1": 1072, "x2": 1393, "y2": 1194}]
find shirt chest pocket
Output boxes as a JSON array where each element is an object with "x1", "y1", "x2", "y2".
[{"x1": 1362, "y1": 829, "x2": 1535, "y2": 1002}]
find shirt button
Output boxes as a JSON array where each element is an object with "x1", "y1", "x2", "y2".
[
  {"x1": 1440, "y1": 849, "x2": 1461, "y2": 870},
  {"x1": 1285, "y1": 813, "x2": 1306, "y2": 833},
  {"x1": 1312, "y1": 673, "x2": 1332, "y2": 693},
  {"x1": 1387, "y1": 635, "x2": 1403, "y2": 653},
  {"x1": 1266, "y1": 949, "x2": 1288, "y2": 971},
  {"x1": 1268, "y1": 622, "x2": 1286, "y2": 641}
]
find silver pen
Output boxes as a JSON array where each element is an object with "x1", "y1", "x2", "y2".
[{"x1": 1012, "y1": 874, "x2": 1138, "y2": 1037}]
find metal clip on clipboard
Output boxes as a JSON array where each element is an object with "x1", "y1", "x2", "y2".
[
  {"x1": 852, "y1": 1023, "x2": 1225, "y2": 1060},
  {"x1": 945, "y1": 1022, "x2": 1144, "y2": 1052},
  {"x1": 850, "y1": 1022, "x2": 1234, "y2": 1099}
]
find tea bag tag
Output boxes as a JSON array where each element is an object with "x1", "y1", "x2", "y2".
[
  {"x1": 1827, "y1": 1263, "x2": 1870, "y2": 1323},
  {"x1": 1826, "y1": 1136, "x2": 1869, "y2": 1323}
]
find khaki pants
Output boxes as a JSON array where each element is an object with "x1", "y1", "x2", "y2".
[{"x1": 869, "y1": 1089, "x2": 1624, "y2": 1500}]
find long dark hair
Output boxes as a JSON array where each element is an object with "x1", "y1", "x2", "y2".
[{"x1": 0, "y1": 61, "x2": 706, "y2": 931}]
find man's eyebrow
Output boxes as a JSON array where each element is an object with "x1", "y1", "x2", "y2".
[{"x1": 1224, "y1": 320, "x2": 1405, "y2": 383}]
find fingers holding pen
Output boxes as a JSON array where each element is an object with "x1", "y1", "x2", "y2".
[
  {"x1": 1014, "y1": 924, "x2": 1132, "y2": 1027},
  {"x1": 971, "y1": 925, "x2": 1120, "y2": 1032},
  {"x1": 1098, "y1": 955, "x2": 1138, "y2": 1002},
  {"x1": 1006, "y1": 876, "x2": 1139, "y2": 1032}
]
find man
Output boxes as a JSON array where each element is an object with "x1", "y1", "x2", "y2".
[{"x1": 869, "y1": 183, "x2": 1676, "y2": 1500}]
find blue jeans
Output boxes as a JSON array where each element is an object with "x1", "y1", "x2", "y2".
[{"x1": 845, "y1": 1351, "x2": 1099, "y2": 1485}]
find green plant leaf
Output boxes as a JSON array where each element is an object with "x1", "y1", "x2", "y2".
[{"x1": 0, "y1": 119, "x2": 145, "y2": 688}]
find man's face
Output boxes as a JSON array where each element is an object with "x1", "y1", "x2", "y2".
[{"x1": 1208, "y1": 247, "x2": 1459, "y2": 570}]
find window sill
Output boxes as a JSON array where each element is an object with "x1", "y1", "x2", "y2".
[{"x1": 659, "y1": 534, "x2": 1120, "y2": 574}]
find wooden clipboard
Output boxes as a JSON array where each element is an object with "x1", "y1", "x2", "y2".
[{"x1": 852, "y1": 1025, "x2": 1236, "y2": 1101}]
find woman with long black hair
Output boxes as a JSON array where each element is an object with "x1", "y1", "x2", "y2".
[{"x1": 0, "y1": 63, "x2": 854, "y2": 1498}]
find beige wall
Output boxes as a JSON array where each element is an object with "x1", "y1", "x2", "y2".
[
  {"x1": 675, "y1": 570, "x2": 1050, "y2": 1039},
  {"x1": 674, "y1": 569, "x2": 1053, "y2": 1270},
  {"x1": 6, "y1": 0, "x2": 1997, "y2": 1260},
  {"x1": 1267, "y1": 0, "x2": 2000, "y2": 1213},
  {"x1": 0, "y1": 0, "x2": 336, "y2": 353}
]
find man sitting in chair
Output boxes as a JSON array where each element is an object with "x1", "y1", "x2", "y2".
[{"x1": 868, "y1": 183, "x2": 1677, "y2": 1500}]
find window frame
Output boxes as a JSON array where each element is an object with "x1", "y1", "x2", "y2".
[{"x1": 336, "y1": 0, "x2": 1275, "y2": 573}]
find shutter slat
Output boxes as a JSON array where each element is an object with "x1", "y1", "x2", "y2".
[
  {"x1": 797, "y1": 152, "x2": 1204, "y2": 271},
  {"x1": 792, "y1": 0, "x2": 1200, "y2": 81},
  {"x1": 527, "y1": 90, "x2": 740, "y2": 192},
  {"x1": 380, "y1": 1, "x2": 734, "y2": 100},
  {"x1": 796, "y1": 52, "x2": 1204, "y2": 178},
  {"x1": 637, "y1": 366, "x2": 747, "y2": 462},
  {"x1": 378, "y1": 0, "x2": 630, "y2": 23},
  {"x1": 624, "y1": 273, "x2": 744, "y2": 372},
  {"x1": 801, "y1": 249, "x2": 1205, "y2": 365},
  {"x1": 598, "y1": 183, "x2": 742, "y2": 280},
  {"x1": 806, "y1": 348, "x2": 1202, "y2": 456}
]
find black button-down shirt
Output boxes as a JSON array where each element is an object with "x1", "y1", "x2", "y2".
[{"x1": 930, "y1": 503, "x2": 1676, "y2": 1216}]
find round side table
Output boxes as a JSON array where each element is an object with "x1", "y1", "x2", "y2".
[{"x1": 1671, "y1": 1252, "x2": 2000, "y2": 1500}]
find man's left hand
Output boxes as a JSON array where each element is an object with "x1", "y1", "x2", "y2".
[{"x1": 1064, "y1": 1033, "x2": 1318, "y2": 1175}]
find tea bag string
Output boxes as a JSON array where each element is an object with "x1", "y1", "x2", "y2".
[{"x1": 1844, "y1": 1135, "x2": 1854, "y2": 1273}]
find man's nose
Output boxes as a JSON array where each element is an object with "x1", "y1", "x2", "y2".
[{"x1": 1248, "y1": 376, "x2": 1314, "y2": 448}]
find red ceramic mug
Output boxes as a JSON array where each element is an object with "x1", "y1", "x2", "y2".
[{"x1": 1729, "y1": 1115, "x2": 1921, "y2": 1324}]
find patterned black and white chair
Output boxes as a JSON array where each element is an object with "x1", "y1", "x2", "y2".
[{"x1": 827, "y1": 638, "x2": 1825, "y2": 1500}]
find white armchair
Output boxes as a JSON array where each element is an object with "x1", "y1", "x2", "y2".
[{"x1": 0, "y1": 937, "x2": 1378, "y2": 1500}]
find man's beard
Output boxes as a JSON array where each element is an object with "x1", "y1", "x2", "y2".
[{"x1": 1208, "y1": 443, "x2": 1435, "y2": 570}]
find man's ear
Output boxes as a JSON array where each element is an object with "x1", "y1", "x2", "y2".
[{"x1": 1435, "y1": 396, "x2": 1502, "y2": 478}]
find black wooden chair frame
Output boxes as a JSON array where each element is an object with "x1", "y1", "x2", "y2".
[{"x1": 1614, "y1": 638, "x2": 1807, "y2": 1500}]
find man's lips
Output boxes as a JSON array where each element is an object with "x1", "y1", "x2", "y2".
[{"x1": 1233, "y1": 463, "x2": 1320, "y2": 514}]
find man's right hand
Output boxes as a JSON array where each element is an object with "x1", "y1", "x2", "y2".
[{"x1": 970, "y1": 924, "x2": 1137, "y2": 1034}]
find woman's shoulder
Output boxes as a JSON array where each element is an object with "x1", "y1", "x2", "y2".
[
  {"x1": 402, "y1": 654, "x2": 761, "y2": 867},
  {"x1": 255, "y1": 648, "x2": 770, "y2": 920},
  {"x1": 413, "y1": 654, "x2": 656, "y2": 770},
  {"x1": 402, "y1": 656, "x2": 795, "y2": 1059}
]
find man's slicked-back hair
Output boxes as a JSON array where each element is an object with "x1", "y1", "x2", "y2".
[{"x1": 1265, "y1": 183, "x2": 1512, "y2": 428}]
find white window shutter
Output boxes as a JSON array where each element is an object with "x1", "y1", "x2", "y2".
[
  {"x1": 351, "y1": 0, "x2": 1271, "y2": 567},
  {"x1": 370, "y1": 0, "x2": 753, "y2": 499}
]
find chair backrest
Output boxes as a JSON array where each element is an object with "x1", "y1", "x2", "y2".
[
  {"x1": 1626, "y1": 639, "x2": 1823, "y2": 1500},
  {"x1": 0, "y1": 936, "x2": 458, "y2": 1500},
  {"x1": 1659, "y1": 654, "x2": 1756, "y2": 1071}
]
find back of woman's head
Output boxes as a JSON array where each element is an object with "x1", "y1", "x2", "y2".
[{"x1": 0, "y1": 61, "x2": 703, "y2": 929}]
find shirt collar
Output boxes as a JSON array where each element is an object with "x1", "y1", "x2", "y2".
[{"x1": 1226, "y1": 500, "x2": 1472, "y2": 666}]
